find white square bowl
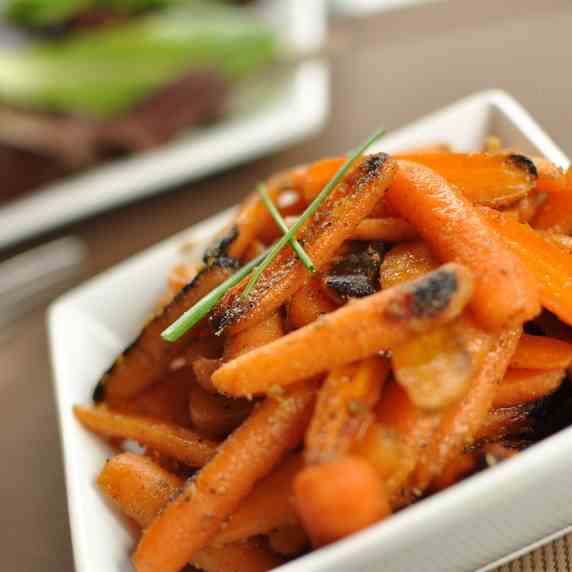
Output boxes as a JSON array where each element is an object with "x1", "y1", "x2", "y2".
[
  {"x1": 0, "y1": 0, "x2": 328, "y2": 250},
  {"x1": 49, "y1": 90, "x2": 570, "y2": 572}
]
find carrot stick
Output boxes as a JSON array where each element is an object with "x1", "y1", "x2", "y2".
[
  {"x1": 118, "y1": 368, "x2": 194, "y2": 427},
  {"x1": 351, "y1": 218, "x2": 418, "y2": 242},
  {"x1": 510, "y1": 334, "x2": 572, "y2": 370},
  {"x1": 395, "y1": 153, "x2": 538, "y2": 207},
  {"x1": 98, "y1": 453, "x2": 281, "y2": 572},
  {"x1": 223, "y1": 312, "x2": 284, "y2": 360},
  {"x1": 413, "y1": 327, "x2": 521, "y2": 490},
  {"x1": 431, "y1": 452, "x2": 479, "y2": 491},
  {"x1": 74, "y1": 406, "x2": 218, "y2": 467},
  {"x1": 531, "y1": 157, "x2": 567, "y2": 195},
  {"x1": 481, "y1": 207, "x2": 572, "y2": 325},
  {"x1": 379, "y1": 241, "x2": 437, "y2": 289},
  {"x1": 475, "y1": 405, "x2": 533, "y2": 443},
  {"x1": 387, "y1": 160, "x2": 540, "y2": 330},
  {"x1": 532, "y1": 166, "x2": 572, "y2": 232},
  {"x1": 294, "y1": 455, "x2": 390, "y2": 547},
  {"x1": 192, "y1": 357, "x2": 222, "y2": 394},
  {"x1": 301, "y1": 157, "x2": 346, "y2": 203},
  {"x1": 367, "y1": 381, "x2": 442, "y2": 506},
  {"x1": 287, "y1": 277, "x2": 338, "y2": 329},
  {"x1": 189, "y1": 383, "x2": 252, "y2": 439},
  {"x1": 97, "y1": 452, "x2": 183, "y2": 528},
  {"x1": 305, "y1": 358, "x2": 389, "y2": 464},
  {"x1": 132, "y1": 382, "x2": 316, "y2": 572},
  {"x1": 95, "y1": 265, "x2": 232, "y2": 407},
  {"x1": 538, "y1": 231, "x2": 572, "y2": 255},
  {"x1": 213, "y1": 453, "x2": 303, "y2": 545},
  {"x1": 493, "y1": 368, "x2": 565, "y2": 408},
  {"x1": 210, "y1": 153, "x2": 397, "y2": 336},
  {"x1": 212, "y1": 263, "x2": 474, "y2": 397}
]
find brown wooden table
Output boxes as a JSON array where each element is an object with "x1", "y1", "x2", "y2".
[{"x1": 1, "y1": 1, "x2": 571, "y2": 570}]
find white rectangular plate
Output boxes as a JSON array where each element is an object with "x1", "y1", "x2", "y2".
[
  {"x1": 0, "y1": 0, "x2": 328, "y2": 250},
  {"x1": 49, "y1": 90, "x2": 570, "y2": 572}
]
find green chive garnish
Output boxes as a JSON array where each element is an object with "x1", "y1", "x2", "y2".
[
  {"x1": 257, "y1": 183, "x2": 315, "y2": 273},
  {"x1": 161, "y1": 126, "x2": 385, "y2": 342},
  {"x1": 241, "y1": 127, "x2": 386, "y2": 300},
  {"x1": 161, "y1": 252, "x2": 266, "y2": 342}
]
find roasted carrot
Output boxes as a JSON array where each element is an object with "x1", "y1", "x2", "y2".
[
  {"x1": 97, "y1": 452, "x2": 183, "y2": 528},
  {"x1": 210, "y1": 153, "x2": 397, "y2": 336},
  {"x1": 305, "y1": 358, "x2": 389, "y2": 464},
  {"x1": 189, "y1": 384, "x2": 252, "y2": 439},
  {"x1": 301, "y1": 157, "x2": 345, "y2": 203},
  {"x1": 268, "y1": 525, "x2": 309, "y2": 557},
  {"x1": 395, "y1": 153, "x2": 538, "y2": 207},
  {"x1": 370, "y1": 381, "x2": 442, "y2": 506},
  {"x1": 294, "y1": 455, "x2": 390, "y2": 547},
  {"x1": 538, "y1": 231, "x2": 572, "y2": 255},
  {"x1": 74, "y1": 406, "x2": 218, "y2": 467},
  {"x1": 95, "y1": 264, "x2": 232, "y2": 407},
  {"x1": 532, "y1": 166, "x2": 572, "y2": 232},
  {"x1": 413, "y1": 327, "x2": 521, "y2": 490},
  {"x1": 379, "y1": 241, "x2": 437, "y2": 289},
  {"x1": 387, "y1": 160, "x2": 540, "y2": 330},
  {"x1": 481, "y1": 207, "x2": 572, "y2": 325},
  {"x1": 531, "y1": 157, "x2": 567, "y2": 195},
  {"x1": 351, "y1": 218, "x2": 418, "y2": 242},
  {"x1": 475, "y1": 404, "x2": 534, "y2": 443},
  {"x1": 287, "y1": 277, "x2": 338, "y2": 329},
  {"x1": 98, "y1": 453, "x2": 281, "y2": 572},
  {"x1": 493, "y1": 368, "x2": 565, "y2": 408},
  {"x1": 118, "y1": 368, "x2": 194, "y2": 427},
  {"x1": 192, "y1": 357, "x2": 222, "y2": 394},
  {"x1": 223, "y1": 312, "x2": 284, "y2": 360},
  {"x1": 431, "y1": 452, "x2": 479, "y2": 491},
  {"x1": 132, "y1": 382, "x2": 316, "y2": 572},
  {"x1": 213, "y1": 453, "x2": 303, "y2": 545},
  {"x1": 510, "y1": 334, "x2": 572, "y2": 370},
  {"x1": 212, "y1": 264, "x2": 474, "y2": 397}
]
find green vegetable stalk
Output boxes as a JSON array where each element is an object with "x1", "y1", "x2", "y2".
[{"x1": 0, "y1": 5, "x2": 278, "y2": 118}]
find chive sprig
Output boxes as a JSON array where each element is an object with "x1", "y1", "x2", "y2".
[{"x1": 161, "y1": 127, "x2": 385, "y2": 342}]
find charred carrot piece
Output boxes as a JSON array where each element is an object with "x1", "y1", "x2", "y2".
[
  {"x1": 351, "y1": 218, "x2": 418, "y2": 242},
  {"x1": 387, "y1": 161, "x2": 540, "y2": 330},
  {"x1": 481, "y1": 207, "x2": 572, "y2": 325},
  {"x1": 395, "y1": 153, "x2": 538, "y2": 207},
  {"x1": 511, "y1": 334, "x2": 572, "y2": 370},
  {"x1": 74, "y1": 406, "x2": 218, "y2": 467},
  {"x1": 95, "y1": 264, "x2": 232, "y2": 407},
  {"x1": 133, "y1": 382, "x2": 316, "y2": 572},
  {"x1": 305, "y1": 358, "x2": 389, "y2": 464},
  {"x1": 210, "y1": 153, "x2": 397, "y2": 336},
  {"x1": 532, "y1": 167, "x2": 572, "y2": 232},
  {"x1": 212, "y1": 264, "x2": 473, "y2": 397},
  {"x1": 213, "y1": 453, "x2": 303, "y2": 545},
  {"x1": 413, "y1": 327, "x2": 521, "y2": 490},
  {"x1": 493, "y1": 368, "x2": 565, "y2": 408},
  {"x1": 287, "y1": 277, "x2": 338, "y2": 329}
]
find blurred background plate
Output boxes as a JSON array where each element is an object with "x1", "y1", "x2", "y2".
[{"x1": 0, "y1": 0, "x2": 328, "y2": 251}]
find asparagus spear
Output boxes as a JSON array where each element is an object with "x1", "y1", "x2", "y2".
[{"x1": 0, "y1": 5, "x2": 278, "y2": 118}]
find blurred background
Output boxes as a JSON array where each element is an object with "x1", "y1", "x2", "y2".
[{"x1": 0, "y1": 0, "x2": 571, "y2": 570}]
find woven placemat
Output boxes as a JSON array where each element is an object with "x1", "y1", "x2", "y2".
[{"x1": 495, "y1": 534, "x2": 572, "y2": 572}]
